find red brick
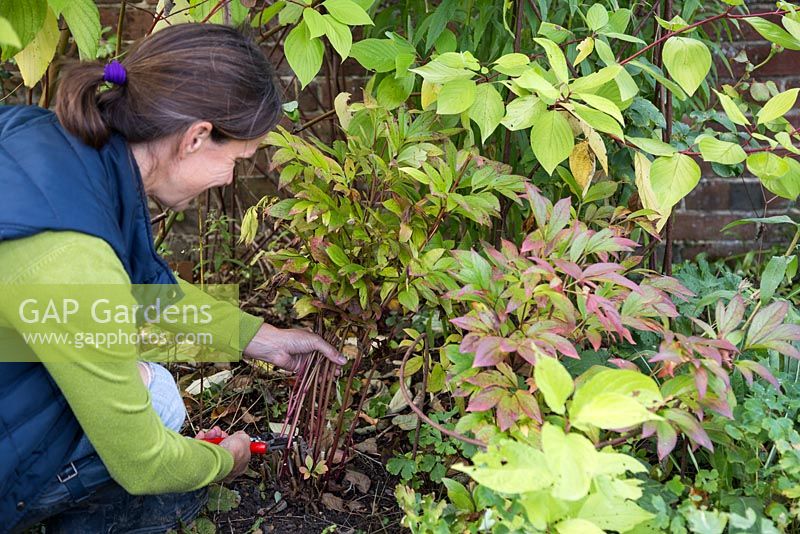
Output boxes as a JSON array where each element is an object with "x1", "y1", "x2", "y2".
[
  {"x1": 98, "y1": 5, "x2": 156, "y2": 40},
  {"x1": 671, "y1": 210, "x2": 793, "y2": 242}
]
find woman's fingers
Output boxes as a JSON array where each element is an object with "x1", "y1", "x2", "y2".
[
  {"x1": 195, "y1": 425, "x2": 228, "y2": 439},
  {"x1": 308, "y1": 333, "x2": 347, "y2": 366}
]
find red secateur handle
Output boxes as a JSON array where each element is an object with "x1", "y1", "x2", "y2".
[{"x1": 200, "y1": 437, "x2": 268, "y2": 454}]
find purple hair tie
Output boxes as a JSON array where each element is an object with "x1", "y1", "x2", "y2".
[{"x1": 103, "y1": 60, "x2": 127, "y2": 86}]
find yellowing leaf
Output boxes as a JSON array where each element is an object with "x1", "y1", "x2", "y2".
[
  {"x1": 634, "y1": 151, "x2": 670, "y2": 232},
  {"x1": 569, "y1": 141, "x2": 595, "y2": 195},
  {"x1": 696, "y1": 135, "x2": 746, "y2": 165},
  {"x1": 572, "y1": 392, "x2": 662, "y2": 429},
  {"x1": 662, "y1": 36, "x2": 711, "y2": 97},
  {"x1": 533, "y1": 37, "x2": 569, "y2": 84},
  {"x1": 531, "y1": 109, "x2": 574, "y2": 175},
  {"x1": 284, "y1": 22, "x2": 324, "y2": 88},
  {"x1": 713, "y1": 89, "x2": 750, "y2": 126},
  {"x1": 0, "y1": 15, "x2": 20, "y2": 48},
  {"x1": 579, "y1": 123, "x2": 608, "y2": 175},
  {"x1": 649, "y1": 153, "x2": 701, "y2": 215},
  {"x1": 534, "y1": 356, "x2": 574, "y2": 415},
  {"x1": 420, "y1": 79, "x2": 440, "y2": 110},
  {"x1": 468, "y1": 83, "x2": 505, "y2": 143},
  {"x1": 756, "y1": 88, "x2": 800, "y2": 125},
  {"x1": 573, "y1": 36, "x2": 594, "y2": 66},
  {"x1": 556, "y1": 519, "x2": 605, "y2": 534},
  {"x1": 437, "y1": 78, "x2": 477, "y2": 115},
  {"x1": 14, "y1": 7, "x2": 58, "y2": 88}
]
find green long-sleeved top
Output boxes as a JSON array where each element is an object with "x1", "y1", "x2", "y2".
[{"x1": 0, "y1": 230, "x2": 264, "y2": 494}]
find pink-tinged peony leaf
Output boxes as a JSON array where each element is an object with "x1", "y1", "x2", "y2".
[
  {"x1": 612, "y1": 236, "x2": 640, "y2": 251},
  {"x1": 646, "y1": 276, "x2": 695, "y2": 300},
  {"x1": 716, "y1": 296, "x2": 745, "y2": 337},
  {"x1": 525, "y1": 183, "x2": 551, "y2": 230},
  {"x1": 536, "y1": 332, "x2": 579, "y2": 359},
  {"x1": 496, "y1": 395, "x2": 520, "y2": 432},
  {"x1": 460, "y1": 333, "x2": 482, "y2": 353},
  {"x1": 553, "y1": 259, "x2": 583, "y2": 280},
  {"x1": 500, "y1": 239, "x2": 520, "y2": 259},
  {"x1": 546, "y1": 198, "x2": 572, "y2": 241},
  {"x1": 484, "y1": 245, "x2": 507, "y2": 267},
  {"x1": 664, "y1": 409, "x2": 713, "y2": 452},
  {"x1": 746, "y1": 301, "x2": 790, "y2": 346},
  {"x1": 467, "y1": 387, "x2": 505, "y2": 412},
  {"x1": 586, "y1": 330, "x2": 602, "y2": 351},
  {"x1": 609, "y1": 358, "x2": 639, "y2": 371},
  {"x1": 517, "y1": 342, "x2": 539, "y2": 365},
  {"x1": 465, "y1": 371, "x2": 511, "y2": 389},
  {"x1": 450, "y1": 315, "x2": 488, "y2": 332},
  {"x1": 641, "y1": 422, "x2": 657, "y2": 439},
  {"x1": 656, "y1": 421, "x2": 678, "y2": 461},
  {"x1": 473, "y1": 336, "x2": 507, "y2": 367},
  {"x1": 515, "y1": 391, "x2": 542, "y2": 423},
  {"x1": 703, "y1": 395, "x2": 733, "y2": 419},
  {"x1": 694, "y1": 366, "x2": 708, "y2": 399},
  {"x1": 736, "y1": 360, "x2": 781, "y2": 391}
]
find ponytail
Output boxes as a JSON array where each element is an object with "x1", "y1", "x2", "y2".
[
  {"x1": 53, "y1": 24, "x2": 283, "y2": 150},
  {"x1": 54, "y1": 62, "x2": 118, "y2": 149}
]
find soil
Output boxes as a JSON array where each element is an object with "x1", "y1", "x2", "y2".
[{"x1": 205, "y1": 453, "x2": 406, "y2": 533}]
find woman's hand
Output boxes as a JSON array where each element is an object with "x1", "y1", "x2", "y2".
[
  {"x1": 243, "y1": 323, "x2": 346, "y2": 373},
  {"x1": 195, "y1": 426, "x2": 251, "y2": 481}
]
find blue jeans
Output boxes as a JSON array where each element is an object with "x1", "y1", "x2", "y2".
[{"x1": 14, "y1": 363, "x2": 208, "y2": 533}]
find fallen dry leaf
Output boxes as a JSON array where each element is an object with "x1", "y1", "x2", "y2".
[
  {"x1": 321, "y1": 492, "x2": 347, "y2": 512},
  {"x1": 354, "y1": 438, "x2": 378, "y2": 455},
  {"x1": 344, "y1": 469, "x2": 371, "y2": 493}
]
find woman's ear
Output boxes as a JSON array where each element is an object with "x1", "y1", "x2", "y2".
[{"x1": 180, "y1": 121, "x2": 214, "y2": 157}]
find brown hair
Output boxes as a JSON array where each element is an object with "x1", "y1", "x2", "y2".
[{"x1": 55, "y1": 23, "x2": 282, "y2": 149}]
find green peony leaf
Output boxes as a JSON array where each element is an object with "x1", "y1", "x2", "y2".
[
  {"x1": 530, "y1": 109, "x2": 574, "y2": 175},
  {"x1": 662, "y1": 36, "x2": 711, "y2": 97}
]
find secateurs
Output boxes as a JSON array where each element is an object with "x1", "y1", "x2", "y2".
[{"x1": 201, "y1": 432, "x2": 290, "y2": 454}]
